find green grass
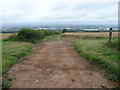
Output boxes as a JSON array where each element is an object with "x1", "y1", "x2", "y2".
[
  {"x1": 72, "y1": 38, "x2": 119, "y2": 82},
  {"x1": 42, "y1": 34, "x2": 60, "y2": 42},
  {"x1": 0, "y1": 40, "x2": 2, "y2": 88},
  {"x1": 2, "y1": 29, "x2": 60, "y2": 74},
  {"x1": 2, "y1": 34, "x2": 60, "y2": 74},
  {"x1": 2, "y1": 41, "x2": 34, "y2": 74},
  {"x1": 106, "y1": 39, "x2": 120, "y2": 50},
  {"x1": 1, "y1": 31, "x2": 60, "y2": 88},
  {"x1": 1, "y1": 40, "x2": 34, "y2": 88},
  {"x1": 0, "y1": 40, "x2": 2, "y2": 74}
]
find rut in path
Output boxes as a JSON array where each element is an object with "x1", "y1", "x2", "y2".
[{"x1": 7, "y1": 36, "x2": 115, "y2": 88}]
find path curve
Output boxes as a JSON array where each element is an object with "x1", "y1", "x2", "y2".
[{"x1": 7, "y1": 36, "x2": 115, "y2": 88}]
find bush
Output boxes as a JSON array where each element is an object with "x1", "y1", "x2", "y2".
[
  {"x1": 63, "y1": 29, "x2": 67, "y2": 33},
  {"x1": 4, "y1": 28, "x2": 60, "y2": 43},
  {"x1": 17, "y1": 29, "x2": 44, "y2": 43},
  {"x1": 3, "y1": 34, "x2": 18, "y2": 41}
]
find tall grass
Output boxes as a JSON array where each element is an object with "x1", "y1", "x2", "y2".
[{"x1": 106, "y1": 39, "x2": 120, "y2": 51}]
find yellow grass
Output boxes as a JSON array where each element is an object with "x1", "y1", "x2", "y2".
[
  {"x1": 62, "y1": 32, "x2": 119, "y2": 39},
  {"x1": 0, "y1": 33, "x2": 13, "y2": 40}
]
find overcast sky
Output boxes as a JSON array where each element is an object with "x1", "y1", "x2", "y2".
[{"x1": 0, "y1": 0, "x2": 119, "y2": 25}]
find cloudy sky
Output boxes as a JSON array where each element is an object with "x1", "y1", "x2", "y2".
[{"x1": 0, "y1": 0, "x2": 119, "y2": 25}]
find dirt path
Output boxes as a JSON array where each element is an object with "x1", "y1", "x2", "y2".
[{"x1": 7, "y1": 36, "x2": 115, "y2": 88}]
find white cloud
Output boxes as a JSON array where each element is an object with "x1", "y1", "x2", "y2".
[{"x1": 0, "y1": 0, "x2": 119, "y2": 24}]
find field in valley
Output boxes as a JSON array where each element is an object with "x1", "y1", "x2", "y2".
[{"x1": 62, "y1": 32, "x2": 119, "y2": 39}]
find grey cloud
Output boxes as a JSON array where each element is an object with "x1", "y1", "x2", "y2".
[{"x1": 1, "y1": 0, "x2": 118, "y2": 24}]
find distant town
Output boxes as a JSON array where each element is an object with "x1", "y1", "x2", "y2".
[{"x1": 1, "y1": 24, "x2": 119, "y2": 33}]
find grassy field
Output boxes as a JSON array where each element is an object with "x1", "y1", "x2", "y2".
[{"x1": 72, "y1": 38, "x2": 119, "y2": 82}]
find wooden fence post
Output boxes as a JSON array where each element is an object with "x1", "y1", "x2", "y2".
[{"x1": 109, "y1": 28, "x2": 112, "y2": 42}]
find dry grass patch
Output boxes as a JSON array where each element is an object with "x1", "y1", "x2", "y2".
[{"x1": 62, "y1": 32, "x2": 119, "y2": 39}]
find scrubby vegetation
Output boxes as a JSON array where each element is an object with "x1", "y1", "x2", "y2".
[
  {"x1": 72, "y1": 38, "x2": 119, "y2": 82},
  {"x1": 2, "y1": 29, "x2": 60, "y2": 88},
  {"x1": 63, "y1": 29, "x2": 67, "y2": 33},
  {"x1": 4, "y1": 28, "x2": 60, "y2": 43},
  {"x1": 2, "y1": 28, "x2": 60, "y2": 74}
]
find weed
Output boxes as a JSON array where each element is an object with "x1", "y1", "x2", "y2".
[
  {"x1": 2, "y1": 80, "x2": 10, "y2": 88},
  {"x1": 7, "y1": 77, "x2": 13, "y2": 81}
]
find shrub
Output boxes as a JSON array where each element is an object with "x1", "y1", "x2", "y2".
[
  {"x1": 3, "y1": 34, "x2": 18, "y2": 41},
  {"x1": 63, "y1": 29, "x2": 67, "y2": 33},
  {"x1": 4, "y1": 28, "x2": 60, "y2": 43},
  {"x1": 17, "y1": 29, "x2": 43, "y2": 43}
]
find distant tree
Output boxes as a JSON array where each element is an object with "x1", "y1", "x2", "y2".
[{"x1": 63, "y1": 29, "x2": 67, "y2": 33}]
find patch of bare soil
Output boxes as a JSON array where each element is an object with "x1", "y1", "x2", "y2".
[{"x1": 6, "y1": 36, "x2": 116, "y2": 88}]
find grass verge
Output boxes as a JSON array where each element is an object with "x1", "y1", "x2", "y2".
[
  {"x1": 2, "y1": 41, "x2": 34, "y2": 74},
  {"x1": 2, "y1": 30, "x2": 60, "y2": 88},
  {"x1": 42, "y1": 34, "x2": 60, "y2": 42},
  {"x1": 72, "y1": 38, "x2": 119, "y2": 82},
  {"x1": 1, "y1": 40, "x2": 34, "y2": 88}
]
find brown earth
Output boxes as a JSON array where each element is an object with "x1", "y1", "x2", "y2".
[{"x1": 6, "y1": 36, "x2": 116, "y2": 88}]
